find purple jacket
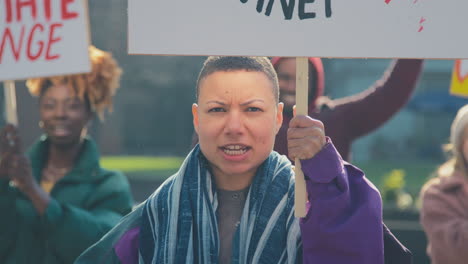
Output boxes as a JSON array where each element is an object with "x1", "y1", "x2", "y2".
[{"x1": 300, "y1": 141, "x2": 383, "y2": 263}]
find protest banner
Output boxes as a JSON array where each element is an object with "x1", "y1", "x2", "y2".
[
  {"x1": 129, "y1": 0, "x2": 468, "y2": 217},
  {"x1": 0, "y1": 0, "x2": 91, "y2": 125},
  {"x1": 129, "y1": 0, "x2": 468, "y2": 59}
]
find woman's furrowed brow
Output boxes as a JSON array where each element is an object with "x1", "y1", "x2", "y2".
[
  {"x1": 205, "y1": 99, "x2": 265, "y2": 106},
  {"x1": 206, "y1": 100, "x2": 226, "y2": 105},
  {"x1": 240, "y1": 99, "x2": 265, "y2": 106}
]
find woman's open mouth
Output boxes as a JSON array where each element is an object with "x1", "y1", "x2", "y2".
[
  {"x1": 50, "y1": 124, "x2": 71, "y2": 137},
  {"x1": 221, "y1": 144, "x2": 251, "y2": 156}
]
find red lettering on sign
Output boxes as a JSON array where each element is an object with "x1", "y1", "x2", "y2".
[
  {"x1": 44, "y1": 0, "x2": 52, "y2": 21},
  {"x1": 16, "y1": 0, "x2": 37, "y2": 21},
  {"x1": 5, "y1": 0, "x2": 14, "y2": 23},
  {"x1": 61, "y1": 0, "x2": 78, "y2": 20},
  {"x1": 0, "y1": 26, "x2": 25, "y2": 63},
  {"x1": 27, "y1": 23, "x2": 44, "y2": 61},
  {"x1": 5, "y1": 0, "x2": 79, "y2": 22},
  {"x1": 46, "y1": 23, "x2": 62, "y2": 60},
  {"x1": 0, "y1": 23, "x2": 63, "y2": 63}
]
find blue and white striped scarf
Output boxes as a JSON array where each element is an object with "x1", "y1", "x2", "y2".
[{"x1": 139, "y1": 145, "x2": 302, "y2": 263}]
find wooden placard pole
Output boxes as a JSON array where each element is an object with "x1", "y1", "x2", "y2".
[
  {"x1": 295, "y1": 57, "x2": 308, "y2": 218},
  {"x1": 4, "y1": 80, "x2": 18, "y2": 126}
]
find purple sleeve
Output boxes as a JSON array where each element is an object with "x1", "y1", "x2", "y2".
[
  {"x1": 328, "y1": 59, "x2": 423, "y2": 140},
  {"x1": 114, "y1": 227, "x2": 140, "y2": 264},
  {"x1": 299, "y1": 139, "x2": 384, "y2": 264}
]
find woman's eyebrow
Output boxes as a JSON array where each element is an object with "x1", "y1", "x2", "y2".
[
  {"x1": 206, "y1": 100, "x2": 226, "y2": 105},
  {"x1": 240, "y1": 99, "x2": 264, "y2": 106}
]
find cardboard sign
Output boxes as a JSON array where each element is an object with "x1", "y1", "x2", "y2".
[
  {"x1": 129, "y1": 0, "x2": 468, "y2": 59},
  {"x1": 450, "y1": 60, "x2": 468, "y2": 97},
  {"x1": 0, "y1": 0, "x2": 91, "y2": 81}
]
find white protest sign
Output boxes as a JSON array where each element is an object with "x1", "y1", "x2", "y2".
[
  {"x1": 0, "y1": 0, "x2": 91, "y2": 81},
  {"x1": 129, "y1": 0, "x2": 468, "y2": 59}
]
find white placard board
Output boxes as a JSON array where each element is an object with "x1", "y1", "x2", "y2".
[
  {"x1": 0, "y1": 0, "x2": 91, "y2": 81},
  {"x1": 129, "y1": 0, "x2": 468, "y2": 59}
]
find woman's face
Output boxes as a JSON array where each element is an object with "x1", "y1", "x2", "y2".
[
  {"x1": 193, "y1": 70, "x2": 283, "y2": 181},
  {"x1": 276, "y1": 58, "x2": 297, "y2": 110},
  {"x1": 39, "y1": 84, "x2": 91, "y2": 147}
]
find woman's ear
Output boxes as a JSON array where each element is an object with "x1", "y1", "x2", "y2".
[
  {"x1": 275, "y1": 102, "x2": 284, "y2": 134},
  {"x1": 192, "y1": 103, "x2": 199, "y2": 134}
]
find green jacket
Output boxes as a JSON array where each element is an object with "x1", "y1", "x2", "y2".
[{"x1": 0, "y1": 136, "x2": 133, "y2": 264}]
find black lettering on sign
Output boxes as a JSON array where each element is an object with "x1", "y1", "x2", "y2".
[
  {"x1": 281, "y1": 0, "x2": 295, "y2": 20},
  {"x1": 255, "y1": 0, "x2": 264, "y2": 13},
  {"x1": 325, "y1": 0, "x2": 332, "y2": 17},
  {"x1": 264, "y1": 0, "x2": 274, "y2": 16},
  {"x1": 247, "y1": 0, "x2": 275, "y2": 17},
  {"x1": 299, "y1": 0, "x2": 315, "y2": 20},
  {"x1": 240, "y1": 0, "x2": 332, "y2": 20}
]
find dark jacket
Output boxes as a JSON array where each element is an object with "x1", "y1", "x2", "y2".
[{"x1": 0, "y1": 136, "x2": 133, "y2": 264}]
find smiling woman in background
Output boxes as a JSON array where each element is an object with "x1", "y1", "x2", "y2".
[{"x1": 0, "y1": 46, "x2": 133, "y2": 264}]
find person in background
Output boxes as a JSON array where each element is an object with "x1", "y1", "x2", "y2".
[
  {"x1": 273, "y1": 57, "x2": 424, "y2": 264},
  {"x1": 273, "y1": 57, "x2": 423, "y2": 161},
  {"x1": 0, "y1": 46, "x2": 133, "y2": 264},
  {"x1": 420, "y1": 104, "x2": 468, "y2": 264}
]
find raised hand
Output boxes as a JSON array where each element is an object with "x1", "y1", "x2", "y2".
[
  {"x1": 287, "y1": 115, "x2": 326, "y2": 161},
  {"x1": 0, "y1": 124, "x2": 22, "y2": 179}
]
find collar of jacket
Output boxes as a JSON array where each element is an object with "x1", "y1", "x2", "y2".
[
  {"x1": 27, "y1": 135, "x2": 102, "y2": 184},
  {"x1": 431, "y1": 171, "x2": 468, "y2": 194}
]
